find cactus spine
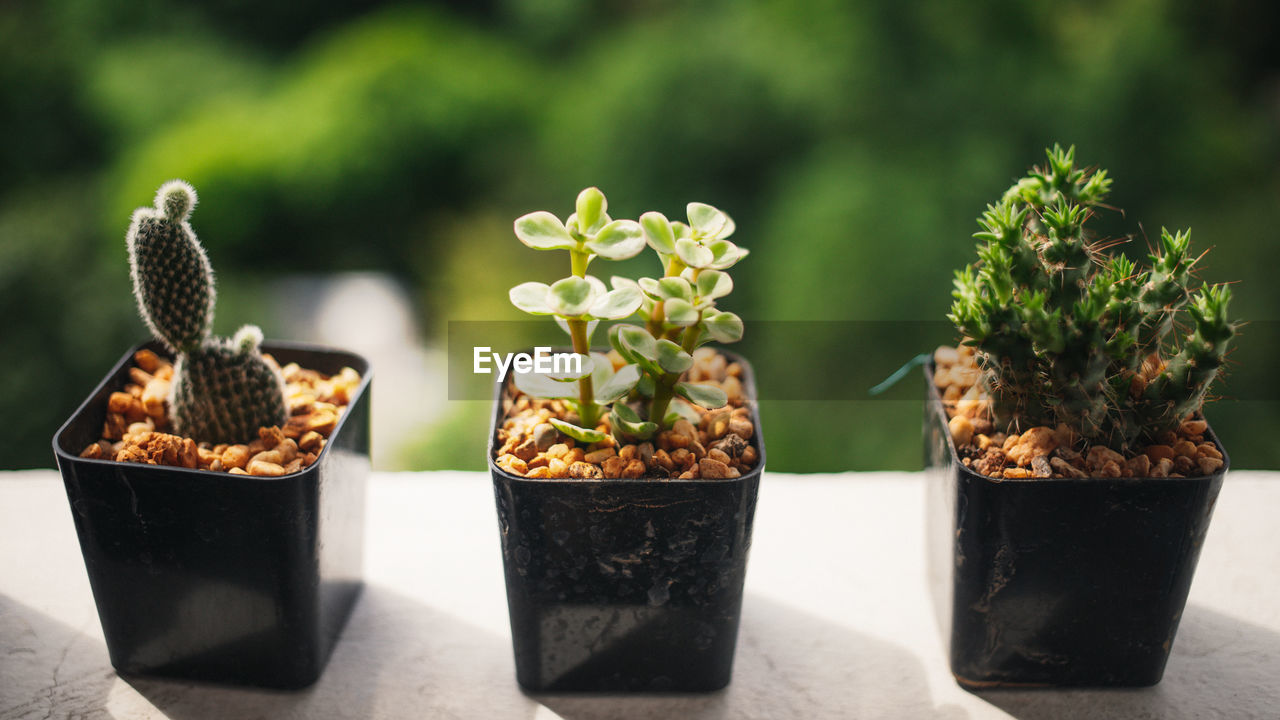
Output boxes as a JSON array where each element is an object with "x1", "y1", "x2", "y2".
[
  {"x1": 127, "y1": 180, "x2": 286, "y2": 443},
  {"x1": 949, "y1": 146, "x2": 1237, "y2": 450}
]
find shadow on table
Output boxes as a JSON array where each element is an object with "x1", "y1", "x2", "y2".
[
  {"x1": 126, "y1": 583, "x2": 536, "y2": 719},
  {"x1": 535, "y1": 593, "x2": 971, "y2": 720},
  {"x1": 0, "y1": 593, "x2": 114, "y2": 717},
  {"x1": 972, "y1": 604, "x2": 1280, "y2": 720}
]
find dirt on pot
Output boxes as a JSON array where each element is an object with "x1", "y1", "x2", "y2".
[
  {"x1": 79, "y1": 348, "x2": 362, "y2": 476},
  {"x1": 934, "y1": 344, "x2": 1224, "y2": 479},
  {"x1": 495, "y1": 348, "x2": 758, "y2": 480}
]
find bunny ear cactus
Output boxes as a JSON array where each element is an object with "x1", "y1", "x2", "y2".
[
  {"x1": 509, "y1": 190, "x2": 746, "y2": 445},
  {"x1": 127, "y1": 181, "x2": 286, "y2": 443},
  {"x1": 949, "y1": 145, "x2": 1237, "y2": 450}
]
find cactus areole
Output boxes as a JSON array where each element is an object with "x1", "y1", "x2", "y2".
[
  {"x1": 948, "y1": 146, "x2": 1237, "y2": 452},
  {"x1": 126, "y1": 181, "x2": 286, "y2": 443}
]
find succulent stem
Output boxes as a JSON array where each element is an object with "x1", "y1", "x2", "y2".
[{"x1": 567, "y1": 317, "x2": 599, "y2": 428}]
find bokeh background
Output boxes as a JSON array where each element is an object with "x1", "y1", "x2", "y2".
[{"x1": 3, "y1": 0, "x2": 1277, "y2": 471}]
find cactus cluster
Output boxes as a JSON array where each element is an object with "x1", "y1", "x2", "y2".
[
  {"x1": 508, "y1": 188, "x2": 746, "y2": 444},
  {"x1": 127, "y1": 180, "x2": 286, "y2": 443},
  {"x1": 949, "y1": 146, "x2": 1236, "y2": 450}
]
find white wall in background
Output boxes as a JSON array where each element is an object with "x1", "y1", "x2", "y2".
[{"x1": 271, "y1": 272, "x2": 446, "y2": 470}]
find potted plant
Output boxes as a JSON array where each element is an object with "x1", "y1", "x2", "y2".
[
  {"x1": 927, "y1": 146, "x2": 1236, "y2": 687},
  {"x1": 51, "y1": 181, "x2": 372, "y2": 689},
  {"x1": 488, "y1": 188, "x2": 764, "y2": 692}
]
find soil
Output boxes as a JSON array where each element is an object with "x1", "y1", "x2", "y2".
[
  {"x1": 494, "y1": 348, "x2": 759, "y2": 480},
  {"x1": 78, "y1": 348, "x2": 362, "y2": 476},
  {"x1": 934, "y1": 344, "x2": 1224, "y2": 479}
]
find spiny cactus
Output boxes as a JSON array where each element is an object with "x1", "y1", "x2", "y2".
[
  {"x1": 949, "y1": 145, "x2": 1237, "y2": 450},
  {"x1": 127, "y1": 180, "x2": 286, "y2": 443}
]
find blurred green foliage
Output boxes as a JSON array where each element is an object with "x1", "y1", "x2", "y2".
[{"x1": 2, "y1": 0, "x2": 1277, "y2": 470}]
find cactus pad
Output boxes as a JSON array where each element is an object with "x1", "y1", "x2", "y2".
[
  {"x1": 127, "y1": 180, "x2": 215, "y2": 354},
  {"x1": 170, "y1": 326, "x2": 287, "y2": 443}
]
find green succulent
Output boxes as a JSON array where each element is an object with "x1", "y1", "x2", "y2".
[
  {"x1": 508, "y1": 190, "x2": 746, "y2": 444},
  {"x1": 949, "y1": 145, "x2": 1237, "y2": 449},
  {"x1": 510, "y1": 187, "x2": 646, "y2": 435}
]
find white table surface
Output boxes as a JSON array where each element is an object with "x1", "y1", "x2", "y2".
[{"x1": 2, "y1": 469, "x2": 1277, "y2": 719}]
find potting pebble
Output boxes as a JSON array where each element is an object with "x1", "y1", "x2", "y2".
[
  {"x1": 933, "y1": 344, "x2": 1225, "y2": 479},
  {"x1": 494, "y1": 348, "x2": 759, "y2": 480},
  {"x1": 80, "y1": 349, "x2": 362, "y2": 476}
]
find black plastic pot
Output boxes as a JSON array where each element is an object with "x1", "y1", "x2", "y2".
[
  {"x1": 924, "y1": 361, "x2": 1227, "y2": 688},
  {"x1": 51, "y1": 340, "x2": 370, "y2": 689},
  {"x1": 488, "y1": 352, "x2": 764, "y2": 692}
]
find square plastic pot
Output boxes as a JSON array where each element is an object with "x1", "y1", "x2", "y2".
[
  {"x1": 488, "y1": 351, "x2": 764, "y2": 692},
  {"x1": 51, "y1": 340, "x2": 371, "y2": 689},
  {"x1": 924, "y1": 361, "x2": 1226, "y2": 688}
]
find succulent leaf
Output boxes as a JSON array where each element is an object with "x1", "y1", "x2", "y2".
[
  {"x1": 702, "y1": 310, "x2": 744, "y2": 343},
  {"x1": 513, "y1": 369, "x2": 579, "y2": 399},
  {"x1": 596, "y1": 364, "x2": 642, "y2": 404},
  {"x1": 514, "y1": 211, "x2": 578, "y2": 251},
  {"x1": 674, "y1": 238, "x2": 714, "y2": 268},
  {"x1": 696, "y1": 270, "x2": 734, "y2": 301},
  {"x1": 575, "y1": 187, "x2": 606, "y2": 235},
  {"x1": 663, "y1": 298, "x2": 699, "y2": 326},
  {"x1": 588, "y1": 284, "x2": 642, "y2": 320},
  {"x1": 509, "y1": 282, "x2": 553, "y2": 315},
  {"x1": 610, "y1": 402, "x2": 658, "y2": 440},
  {"x1": 640, "y1": 211, "x2": 676, "y2": 254},
  {"x1": 549, "y1": 417, "x2": 607, "y2": 443},
  {"x1": 547, "y1": 276, "x2": 595, "y2": 316},
  {"x1": 707, "y1": 240, "x2": 749, "y2": 269},
  {"x1": 687, "y1": 202, "x2": 735, "y2": 239},
  {"x1": 675, "y1": 382, "x2": 727, "y2": 409},
  {"x1": 586, "y1": 219, "x2": 645, "y2": 260},
  {"x1": 655, "y1": 340, "x2": 694, "y2": 374}
]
